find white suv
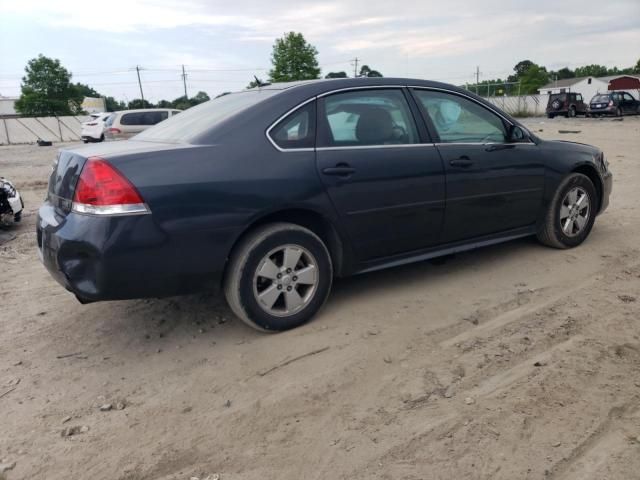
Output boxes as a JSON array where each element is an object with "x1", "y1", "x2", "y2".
[
  {"x1": 81, "y1": 112, "x2": 111, "y2": 143},
  {"x1": 104, "y1": 109, "x2": 181, "y2": 141}
]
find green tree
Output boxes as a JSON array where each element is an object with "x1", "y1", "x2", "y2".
[
  {"x1": 325, "y1": 71, "x2": 348, "y2": 79},
  {"x1": 127, "y1": 98, "x2": 154, "y2": 109},
  {"x1": 192, "y1": 91, "x2": 210, "y2": 104},
  {"x1": 269, "y1": 32, "x2": 320, "y2": 82},
  {"x1": 632, "y1": 58, "x2": 640, "y2": 74},
  {"x1": 104, "y1": 96, "x2": 126, "y2": 112},
  {"x1": 574, "y1": 64, "x2": 608, "y2": 77},
  {"x1": 520, "y1": 64, "x2": 549, "y2": 94},
  {"x1": 359, "y1": 65, "x2": 383, "y2": 77},
  {"x1": 553, "y1": 67, "x2": 575, "y2": 80},
  {"x1": 507, "y1": 60, "x2": 535, "y2": 82},
  {"x1": 15, "y1": 54, "x2": 79, "y2": 116}
]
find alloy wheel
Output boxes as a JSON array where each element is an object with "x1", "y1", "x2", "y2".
[
  {"x1": 253, "y1": 244, "x2": 319, "y2": 317},
  {"x1": 559, "y1": 187, "x2": 591, "y2": 237}
]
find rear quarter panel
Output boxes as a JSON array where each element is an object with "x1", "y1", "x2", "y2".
[{"x1": 105, "y1": 138, "x2": 340, "y2": 279}]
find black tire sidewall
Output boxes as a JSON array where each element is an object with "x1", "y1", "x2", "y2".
[
  {"x1": 552, "y1": 175, "x2": 597, "y2": 247},
  {"x1": 237, "y1": 229, "x2": 332, "y2": 331}
]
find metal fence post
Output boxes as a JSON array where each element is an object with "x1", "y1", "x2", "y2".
[{"x1": 2, "y1": 119, "x2": 10, "y2": 145}]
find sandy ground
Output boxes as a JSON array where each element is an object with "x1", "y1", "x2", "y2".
[{"x1": 1, "y1": 116, "x2": 639, "y2": 480}]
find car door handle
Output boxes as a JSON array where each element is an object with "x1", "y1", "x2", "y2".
[
  {"x1": 485, "y1": 144, "x2": 515, "y2": 152},
  {"x1": 322, "y1": 165, "x2": 356, "y2": 176},
  {"x1": 449, "y1": 157, "x2": 474, "y2": 168}
]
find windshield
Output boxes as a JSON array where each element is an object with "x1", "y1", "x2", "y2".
[
  {"x1": 591, "y1": 95, "x2": 610, "y2": 103},
  {"x1": 134, "y1": 89, "x2": 280, "y2": 143}
]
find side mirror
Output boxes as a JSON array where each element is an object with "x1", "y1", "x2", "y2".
[{"x1": 509, "y1": 125, "x2": 528, "y2": 142}]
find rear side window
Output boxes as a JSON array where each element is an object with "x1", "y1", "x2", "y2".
[
  {"x1": 319, "y1": 89, "x2": 419, "y2": 147},
  {"x1": 120, "y1": 112, "x2": 143, "y2": 125},
  {"x1": 413, "y1": 89, "x2": 507, "y2": 144},
  {"x1": 120, "y1": 111, "x2": 168, "y2": 126},
  {"x1": 143, "y1": 111, "x2": 169, "y2": 125},
  {"x1": 269, "y1": 102, "x2": 316, "y2": 150}
]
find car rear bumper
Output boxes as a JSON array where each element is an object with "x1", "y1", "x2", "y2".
[
  {"x1": 588, "y1": 107, "x2": 616, "y2": 115},
  {"x1": 36, "y1": 201, "x2": 231, "y2": 302}
]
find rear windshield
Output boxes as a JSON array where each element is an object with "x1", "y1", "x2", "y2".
[
  {"x1": 591, "y1": 95, "x2": 610, "y2": 103},
  {"x1": 105, "y1": 113, "x2": 116, "y2": 127},
  {"x1": 549, "y1": 94, "x2": 567, "y2": 101},
  {"x1": 134, "y1": 89, "x2": 280, "y2": 144}
]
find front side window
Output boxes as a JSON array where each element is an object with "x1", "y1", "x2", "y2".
[
  {"x1": 269, "y1": 102, "x2": 315, "y2": 150},
  {"x1": 413, "y1": 89, "x2": 507, "y2": 143},
  {"x1": 319, "y1": 89, "x2": 419, "y2": 147}
]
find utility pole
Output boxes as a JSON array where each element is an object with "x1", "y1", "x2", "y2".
[
  {"x1": 135, "y1": 65, "x2": 145, "y2": 105},
  {"x1": 352, "y1": 57, "x2": 360, "y2": 78},
  {"x1": 475, "y1": 66, "x2": 480, "y2": 95},
  {"x1": 181, "y1": 64, "x2": 188, "y2": 98}
]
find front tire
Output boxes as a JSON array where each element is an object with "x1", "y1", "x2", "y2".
[
  {"x1": 224, "y1": 223, "x2": 333, "y2": 332},
  {"x1": 536, "y1": 173, "x2": 597, "y2": 249}
]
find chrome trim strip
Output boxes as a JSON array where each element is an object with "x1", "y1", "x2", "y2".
[
  {"x1": 316, "y1": 143, "x2": 435, "y2": 151},
  {"x1": 434, "y1": 142, "x2": 536, "y2": 146},
  {"x1": 265, "y1": 97, "x2": 317, "y2": 153},
  {"x1": 266, "y1": 83, "x2": 537, "y2": 152},
  {"x1": 316, "y1": 85, "x2": 405, "y2": 98},
  {"x1": 72, "y1": 202, "x2": 150, "y2": 216}
]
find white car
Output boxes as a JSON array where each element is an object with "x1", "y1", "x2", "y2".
[
  {"x1": 0, "y1": 177, "x2": 23, "y2": 225},
  {"x1": 81, "y1": 112, "x2": 111, "y2": 143}
]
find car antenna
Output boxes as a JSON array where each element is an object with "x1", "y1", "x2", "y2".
[{"x1": 254, "y1": 76, "x2": 271, "y2": 88}]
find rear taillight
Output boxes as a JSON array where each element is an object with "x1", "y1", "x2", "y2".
[
  {"x1": 72, "y1": 157, "x2": 149, "y2": 215},
  {"x1": 107, "y1": 128, "x2": 121, "y2": 134},
  {"x1": 608, "y1": 100, "x2": 614, "y2": 106}
]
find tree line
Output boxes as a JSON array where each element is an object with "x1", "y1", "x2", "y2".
[
  {"x1": 13, "y1": 35, "x2": 640, "y2": 116},
  {"x1": 467, "y1": 59, "x2": 640, "y2": 96}
]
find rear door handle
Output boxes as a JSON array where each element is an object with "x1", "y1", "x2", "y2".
[
  {"x1": 322, "y1": 165, "x2": 356, "y2": 176},
  {"x1": 449, "y1": 157, "x2": 474, "y2": 168}
]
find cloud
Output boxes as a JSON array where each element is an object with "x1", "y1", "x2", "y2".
[{"x1": 1, "y1": 0, "x2": 638, "y2": 100}]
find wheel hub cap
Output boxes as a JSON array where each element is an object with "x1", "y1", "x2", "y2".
[
  {"x1": 253, "y1": 245, "x2": 319, "y2": 317},
  {"x1": 559, "y1": 187, "x2": 591, "y2": 237}
]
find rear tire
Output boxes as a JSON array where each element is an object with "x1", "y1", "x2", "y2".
[
  {"x1": 567, "y1": 106, "x2": 576, "y2": 118},
  {"x1": 536, "y1": 173, "x2": 597, "y2": 249},
  {"x1": 547, "y1": 113, "x2": 555, "y2": 119},
  {"x1": 616, "y1": 107, "x2": 622, "y2": 117},
  {"x1": 224, "y1": 223, "x2": 333, "y2": 332}
]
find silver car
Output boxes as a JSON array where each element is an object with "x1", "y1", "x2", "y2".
[{"x1": 104, "y1": 108, "x2": 181, "y2": 140}]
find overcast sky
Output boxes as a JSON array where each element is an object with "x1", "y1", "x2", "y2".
[{"x1": 1, "y1": 0, "x2": 639, "y2": 102}]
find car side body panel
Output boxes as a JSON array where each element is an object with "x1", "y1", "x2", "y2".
[{"x1": 36, "y1": 78, "x2": 612, "y2": 303}]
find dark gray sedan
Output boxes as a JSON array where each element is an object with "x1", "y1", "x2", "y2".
[{"x1": 38, "y1": 77, "x2": 612, "y2": 331}]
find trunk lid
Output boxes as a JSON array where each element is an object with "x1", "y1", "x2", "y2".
[{"x1": 47, "y1": 140, "x2": 192, "y2": 215}]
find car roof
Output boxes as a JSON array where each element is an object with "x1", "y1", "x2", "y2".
[
  {"x1": 113, "y1": 108, "x2": 180, "y2": 114},
  {"x1": 246, "y1": 77, "x2": 470, "y2": 96}
]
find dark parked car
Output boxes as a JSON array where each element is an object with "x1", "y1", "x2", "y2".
[
  {"x1": 588, "y1": 91, "x2": 640, "y2": 117},
  {"x1": 38, "y1": 78, "x2": 612, "y2": 332},
  {"x1": 546, "y1": 92, "x2": 587, "y2": 118}
]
